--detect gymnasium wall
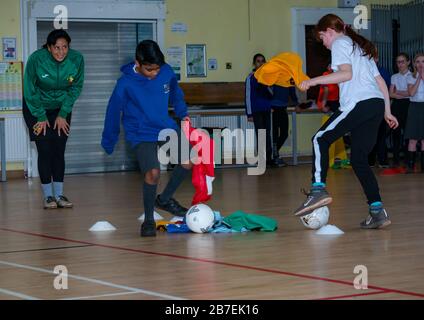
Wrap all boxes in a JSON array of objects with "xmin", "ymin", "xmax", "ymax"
[
  {"xmin": 165, "ymin": 0, "xmax": 337, "ymax": 83},
  {"xmin": 0, "ymin": 0, "xmax": 23, "ymax": 171},
  {"xmin": 165, "ymin": 0, "xmax": 412, "ymax": 83},
  {"xmin": 0, "ymin": 0, "xmax": 22, "ymax": 62},
  {"xmin": 0, "ymin": 0, "xmax": 413, "ymax": 172}
]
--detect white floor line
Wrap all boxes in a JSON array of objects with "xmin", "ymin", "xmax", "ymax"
[
  {"xmin": 61, "ymin": 291, "xmax": 141, "ymax": 300},
  {"xmin": 0, "ymin": 288, "xmax": 40, "ymax": 300},
  {"xmin": 0, "ymin": 260, "xmax": 185, "ymax": 300}
]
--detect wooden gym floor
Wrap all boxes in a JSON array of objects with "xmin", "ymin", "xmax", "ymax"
[{"xmin": 0, "ymin": 165, "xmax": 423, "ymax": 300}]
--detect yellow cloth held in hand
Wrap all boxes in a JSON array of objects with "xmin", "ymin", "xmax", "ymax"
[
  {"xmin": 254, "ymin": 52, "xmax": 310, "ymax": 89},
  {"xmin": 321, "ymin": 115, "xmax": 348, "ymax": 167}
]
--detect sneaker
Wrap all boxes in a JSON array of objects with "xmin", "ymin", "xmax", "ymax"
[
  {"xmin": 56, "ymin": 195, "xmax": 73, "ymax": 208},
  {"xmin": 360, "ymin": 205, "xmax": 391, "ymax": 229},
  {"xmin": 155, "ymin": 195, "xmax": 188, "ymax": 217},
  {"xmin": 140, "ymin": 220, "xmax": 156, "ymax": 237},
  {"xmin": 275, "ymin": 157, "xmax": 288, "ymax": 167},
  {"xmin": 378, "ymin": 162, "xmax": 390, "ymax": 169},
  {"xmin": 293, "ymin": 186, "xmax": 333, "ymax": 217},
  {"xmin": 44, "ymin": 196, "xmax": 57, "ymax": 209},
  {"xmin": 267, "ymin": 158, "xmax": 286, "ymax": 168}
]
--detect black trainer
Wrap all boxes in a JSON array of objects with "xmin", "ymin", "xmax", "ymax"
[
  {"xmin": 140, "ymin": 221, "xmax": 156, "ymax": 237},
  {"xmin": 360, "ymin": 205, "xmax": 391, "ymax": 229},
  {"xmin": 293, "ymin": 186, "xmax": 332, "ymax": 217},
  {"xmin": 276, "ymin": 157, "xmax": 288, "ymax": 167},
  {"xmin": 155, "ymin": 195, "xmax": 188, "ymax": 217},
  {"xmin": 43, "ymin": 196, "xmax": 57, "ymax": 209},
  {"xmin": 378, "ymin": 161, "xmax": 390, "ymax": 169}
]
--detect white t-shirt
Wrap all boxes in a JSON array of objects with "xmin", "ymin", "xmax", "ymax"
[
  {"xmin": 331, "ymin": 36, "xmax": 383, "ymax": 112},
  {"xmin": 391, "ymin": 71, "xmax": 411, "ymax": 99},
  {"xmin": 406, "ymin": 73, "xmax": 424, "ymax": 102}
]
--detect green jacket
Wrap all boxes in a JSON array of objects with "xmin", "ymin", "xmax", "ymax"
[
  {"xmin": 24, "ymin": 48, "xmax": 84, "ymax": 122},
  {"xmin": 223, "ymin": 210, "xmax": 278, "ymax": 232}
]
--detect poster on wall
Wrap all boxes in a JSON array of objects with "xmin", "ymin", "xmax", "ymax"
[
  {"xmin": 171, "ymin": 22, "xmax": 188, "ymax": 34},
  {"xmin": 186, "ymin": 44, "xmax": 206, "ymax": 78},
  {"xmin": 166, "ymin": 46, "xmax": 183, "ymax": 81},
  {"xmin": 2, "ymin": 37, "xmax": 17, "ymax": 61},
  {"xmin": 0, "ymin": 62, "xmax": 23, "ymax": 111}
]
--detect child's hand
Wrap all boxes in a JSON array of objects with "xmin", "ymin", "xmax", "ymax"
[
  {"xmin": 385, "ymin": 113, "xmax": 399, "ymax": 129},
  {"xmin": 182, "ymin": 116, "xmax": 191, "ymax": 122},
  {"xmin": 299, "ymin": 79, "xmax": 316, "ymax": 91}
]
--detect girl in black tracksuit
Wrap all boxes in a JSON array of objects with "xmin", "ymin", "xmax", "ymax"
[{"xmin": 293, "ymin": 14, "xmax": 398, "ymax": 230}]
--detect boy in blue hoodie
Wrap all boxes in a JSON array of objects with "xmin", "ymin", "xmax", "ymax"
[
  {"xmin": 102, "ymin": 40, "xmax": 192, "ymax": 237},
  {"xmin": 245, "ymin": 54, "xmax": 273, "ymax": 166}
]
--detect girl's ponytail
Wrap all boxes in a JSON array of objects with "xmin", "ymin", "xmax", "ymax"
[{"xmin": 316, "ymin": 14, "xmax": 376, "ymax": 59}]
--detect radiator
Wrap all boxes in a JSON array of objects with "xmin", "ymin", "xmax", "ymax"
[
  {"xmin": 2, "ymin": 113, "xmax": 28, "ymax": 162},
  {"xmin": 192, "ymin": 114, "xmax": 256, "ymax": 160}
]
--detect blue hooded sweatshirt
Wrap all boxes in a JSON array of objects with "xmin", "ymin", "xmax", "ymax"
[
  {"xmin": 101, "ymin": 62, "xmax": 188, "ymax": 154},
  {"xmin": 245, "ymin": 72, "xmax": 272, "ymax": 117}
]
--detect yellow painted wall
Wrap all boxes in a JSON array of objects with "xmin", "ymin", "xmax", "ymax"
[
  {"xmin": 0, "ymin": 0, "xmax": 21, "ymax": 62},
  {"xmin": 165, "ymin": 0, "xmax": 412, "ymax": 83},
  {"xmin": 165, "ymin": 0, "xmax": 339, "ymax": 83},
  {"xmin": 165, "ymin": 0, "xmax": 411, "ymax": 154},
  {"xmin": 165, "ymin": 0, "xmax": 338, "ymax": 155}
]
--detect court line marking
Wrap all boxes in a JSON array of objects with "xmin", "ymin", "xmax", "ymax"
[
  {"xmin": 60, "ymin": 291, "xmax": 141, "ymax": 300},
  {"xmin": 0, "ymin": 288, "xmax": 41, "ymax": 300},
  {"xmin": 1, "ymin": 227, "xmax": 423, "ymax": 299},
  {"xmin": 0, "ymin": 260, "xmax": 185, "ymax": 300},
  {"xmin": 0, "ymin": 244, "xmax": 93, "ymax": 254},
  {"xmin": 315, "ymin": 290, "xmax": 389, "ymax": 300}
]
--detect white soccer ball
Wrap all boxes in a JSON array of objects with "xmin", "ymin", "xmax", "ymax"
[
  {"xmin": 300, "ymin": 206, "xmax": 330, "ymax": 230},
  {"xmin": 185, "ymin": 204, "xmax": 215, "ymax": 233}
]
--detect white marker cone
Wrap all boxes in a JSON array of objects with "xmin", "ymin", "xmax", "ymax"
[
  {"xmin": 315, "ymin": 224, "xmax": 344, "ymax": 235},
  {"xmin": 89, "ymin": 221, "xmax": 117, "ymax": 232},
  {"xmin": 170, "ymin": 216, "xmax": 184, "ymax": 223},
  {"xmin": 138, "ymin": 211, "xmax": 164, "ymax": 222}
]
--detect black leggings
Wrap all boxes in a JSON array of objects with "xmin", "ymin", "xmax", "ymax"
[
  {"xmin": 272, "ymin": 108, "xmax": 289, "ymax": 153},
  {"xmin": 391, "ymin": 98, "xmax": 410, "ymax": 161},
  {"xmin": 35, "ymin": 138, "xmax": 67, "ymax": 184},
  {"xmin": 368, "ymin": 120, "xmax": 388, "ymax": 165},
  {"xmin": 312, "ymin": 98, "xmax": 384, "ymax": 204},
  {"xmin": 253, "ymin": 111, "xmax": 272, "ymax": 162},
  {"xmin": 23, "ymin": 100, "xmax": 70, "ymax": 184}
]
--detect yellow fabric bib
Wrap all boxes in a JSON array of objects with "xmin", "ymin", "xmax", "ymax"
[{"xmin": 254, "ymin": 52, "xmax": 310, "ymax": 89}]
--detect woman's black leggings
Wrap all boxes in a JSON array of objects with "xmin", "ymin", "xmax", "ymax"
[
  {"xmin": 35, "ymin": 137, "xmax": 67, "ymax": 184},
  {"xmin": 23, "ymin": 100, "xmax": 70, "ymax": 185}
]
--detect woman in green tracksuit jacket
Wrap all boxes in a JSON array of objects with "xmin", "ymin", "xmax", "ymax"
[{"xmin": 23, "ymin": 29, "xmax": 84, "ymax": 209}]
